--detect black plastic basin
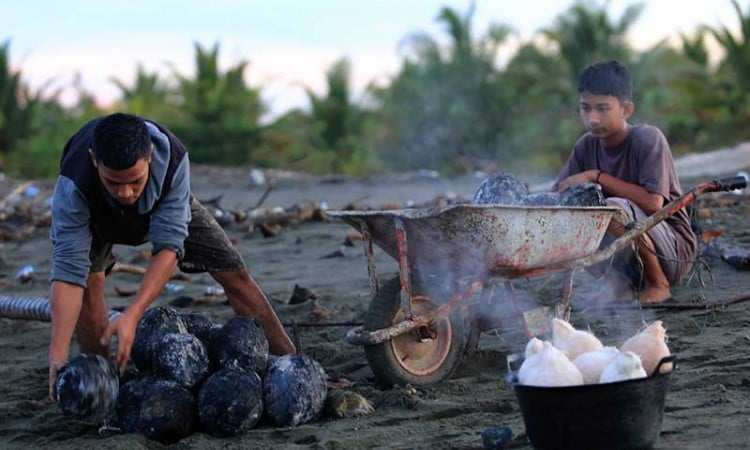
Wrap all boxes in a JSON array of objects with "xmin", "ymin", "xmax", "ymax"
[{"xmin": 507, "ymin": 355, "xmax": 675, "ymax": 450}]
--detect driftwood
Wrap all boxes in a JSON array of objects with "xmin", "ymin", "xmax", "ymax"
[
  {"xmin": 578, "ymin": 294, "xmax": 750, "ymax": 312},
  {"xmin": 641, "ymin": 294, "xmax": 750, "ymax": 310},
  {"xmin": 111, "ymin": 262, "xmax": 191, "ymax": 281}
]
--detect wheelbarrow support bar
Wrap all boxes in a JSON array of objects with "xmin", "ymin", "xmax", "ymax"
[{"xmin": 521, "ymin": 176, "xmax": 748, "ymax": 276}]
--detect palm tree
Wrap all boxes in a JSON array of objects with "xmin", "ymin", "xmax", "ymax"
[
  {"xmin": 708, "ymin": 0, "xmax": 750, "ymax": 90},
  {"xmin": 111, "ymin": 64, "xmax": 173, "ymax": 118},
  {"xmin": 0, "ymin": 40, "xmax": 35, "ymax": 158},
  {"xmin": 169, "ymin": 42, "xmax": 265, "ymax": 164},
  {"xmin": 542, "ymin": 1, "xmax": 644, "ymax": 86},
  {"xmin": 374, "ymin": 4, "xmax": 513, "ymax": 172}
]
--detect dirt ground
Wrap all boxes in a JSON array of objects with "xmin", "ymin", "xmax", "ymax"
[{"xmin": 0, "ymin": 160, "xmax": 749, "ymax": 449}]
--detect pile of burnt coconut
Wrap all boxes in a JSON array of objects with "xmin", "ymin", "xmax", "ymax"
[{"xmin": 56, "ymin": 306, "xmax": 327, "ymax": 444}]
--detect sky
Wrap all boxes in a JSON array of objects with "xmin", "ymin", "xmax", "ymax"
[{"xmin": 2, "ymin": 0, "xmax": 746, "ymax": 121}]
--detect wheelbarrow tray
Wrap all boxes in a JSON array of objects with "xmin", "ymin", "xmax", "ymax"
[{"xmin": 329, "ymin": 204, "xmax": 619, "ymax": 279}]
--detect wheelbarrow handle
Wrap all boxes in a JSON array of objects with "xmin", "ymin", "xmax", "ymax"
[{"xmin": 712, "ymin": 176, "xmax": 747, "ymax": 192}]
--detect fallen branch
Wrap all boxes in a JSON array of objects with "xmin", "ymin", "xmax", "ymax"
[
  {"xmin": 0, "ymin": 181, "xmax": 34, "ymax": 211},
  {"xmin": 640, "ymin": 294, "xmax": 750, "ymax": 310},
  {"xmin": 251, "ymin": 185, "xmax": 275, "ymax": 209},
  {"xmin": 282, "ymin": 320, "xmax": 362, "ymax": 328},
  {"xmin": 111, "ymin": 262, "xmax": 191, "ymax": 281},
  {"xmin": 577, "ymin": 294, "xmax": 750, "ymax": 312}
]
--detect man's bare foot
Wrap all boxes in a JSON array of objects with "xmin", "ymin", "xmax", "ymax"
[{"xmin": 639, "ymin": 286, "xmax": 671, "ymax": 304}]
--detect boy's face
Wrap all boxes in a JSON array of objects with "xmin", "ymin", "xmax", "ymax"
[
  {"xmin": 579, "ymin": 91, "xmax": 634, "ymax": 147},
  {"xmin": 89, "ymin": 149, "xmax": 152, "ymax": 206}
]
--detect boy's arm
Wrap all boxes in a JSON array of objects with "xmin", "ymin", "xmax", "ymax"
[
  {"xmin": 598, "ymin": 172, "xmax": 664, "ymax": 214},
  {"xmin": 605, "ymin": 125, "xmax": 674, "ymax": 214}
]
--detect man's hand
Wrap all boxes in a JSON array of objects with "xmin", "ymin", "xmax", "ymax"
[
  {"xmin": 556, "ymin": 169, "xmax": 600, "ymax": 192},
  {"xmin": 100, "ymin": 311, "xmax": 139, "ymax": 373},
  {"xmin": 48, "ymin": 359, "xmax": 68, "ymax": 402}
]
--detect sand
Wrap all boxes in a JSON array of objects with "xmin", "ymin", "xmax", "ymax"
[{"xmin": 0, "ymin": 162, "xmax": 749, "ymax": 450}]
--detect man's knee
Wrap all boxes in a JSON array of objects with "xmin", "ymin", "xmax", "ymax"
[{"xmin": 86, "ymin": 271, "xmax": 106, "ymax": 289}]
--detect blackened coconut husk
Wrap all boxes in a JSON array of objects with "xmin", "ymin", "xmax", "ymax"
[
  {"xmin": 153, "ymin": 332, "xmax": 210, "ymax": 389},
  {"xmin": 519, "ymin": 192, "xmax": 561, "ymax": 206},
  {"xmin": 198, "ymin": 367, "xmax": 264, "ymax": 436},
  {"xmin": 559, "ymin": 182, "xmax": 607, "ymax": 207},
  {"xmin": 263, "ymin": 354, "xmax": 328, "ymax": 427},
  {"xmin": 136, "ymin": 379, "xmax": 197, "ymax": 444},
  {"xmin": 55, "ymin": 353, "xmax": 119, "ymax": 423},
  {"xmin": 180, "ymin": 311, "xmax": 221, "ymax": 347},
  {"xmin": 131, "ymin": 306, "xmax": 188, "ymax": 371},
  {"xmin": 109, "ymin": 372, "xmax": 156, "ymax": 433},
  {"xmin": 209, "ymin": 316, "xmax": 269, "ymax": 375},
  {"xmin": 472, "ymin": 172, "xmax": 529, "ymax": 205}
]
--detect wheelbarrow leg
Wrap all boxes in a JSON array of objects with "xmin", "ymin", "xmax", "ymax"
[
  {"xmin": 465, "ymin": 283, "xmax": 498, "ymax": 351},
  {"xmin": 394, "ymin": 218, "xmax": 413, "ymax": 316},
  {"xmin": 559, "ymin": 270, "xmax": 575, "ymax": 321},
  {"xmin": 359, "ymin": 222, "xmax": 380, "ymax": 297}
]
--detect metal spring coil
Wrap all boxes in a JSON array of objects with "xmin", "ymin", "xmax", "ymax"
[{"xmin": 0, "ymin": 296, "xmax": 122, "ymax": 322}]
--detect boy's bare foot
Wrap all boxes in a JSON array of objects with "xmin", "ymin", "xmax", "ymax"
[{"xmin": 639, "ymin": 285, "xmax": 671, "ymax": 304}]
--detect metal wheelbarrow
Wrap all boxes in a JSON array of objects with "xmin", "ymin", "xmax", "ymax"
[{"xmin": 327, "ymin": 176, "xmax": 746, "ymax": 386}]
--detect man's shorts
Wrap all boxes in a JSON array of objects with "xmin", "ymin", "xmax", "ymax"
[
  {"xmin": 602, "ymin": 197, "xmax": 681, "ymax": 286},
  {"xmin": 89, "ymin": 196, "xmax": 246, "ymax": 274}
]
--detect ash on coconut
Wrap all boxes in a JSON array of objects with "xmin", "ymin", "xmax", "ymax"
[
  {"xmin": 472, "ymin": 172, "xmax": 529, "ymax": 205},
  {"xmin": 109, "ymin": 372, "xmax": 155, "ymax": 433},
  {"xmin": 209, "ymin": 316, "xmax": 268, "ymax": 375},
  {"xmin": 55, "ymin": 353, "xmax": 119, "ymax": 423},
  {"xmin": 136, "ymin": 379, "xmax": 196, "ymax": 444},
  {"xmin": 519, "ymin": 192, "xmax": 561, "ymax": 206},
  {"xmin": 198, "ymin": 367, "xmax": 264, "ymax": 436},
  {"xmin": 152, "ymin": 332, "xmax": 210, "ymax": 389},
  {"xmin": 180, "ymin": 311, "xmax": 221, "ymax": 347},
  {"xmin": 263, "ymin": 354, "xmax": 327, "ymax": 427},
  {"xmin": 131, "ymin": 306, "xmax": 188, "ymax": 371},
  {"xmin": 559, "ymin": 182, "xmax": 606, "ymax": 207}
]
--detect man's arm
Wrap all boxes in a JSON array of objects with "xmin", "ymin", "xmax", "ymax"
[
  {"xmin": 48, "ymin": 280, "xmax": 84, "ymax": 400},
  {"xmin": 48, "ymin": 177, "xmax": 93, "ymax": 400},
  {"xmin": 101, "ymin": 248, "xmax": 178, "ymax": 372}
]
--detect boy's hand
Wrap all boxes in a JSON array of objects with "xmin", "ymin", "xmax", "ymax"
[
  {"xmin": 48, "ymin": 359, "xmax": 68, "ymax": 402},
  {"xmin": 557, "ymin": 170, "xmax": 600, "ymax": 192},
  {"xmin": 100, "ymin": 311, "xmax": 139, "ymax": 373}
]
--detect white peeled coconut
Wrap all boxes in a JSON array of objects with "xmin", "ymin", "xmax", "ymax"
[
  {"xmin": 551, "ymin": 318, "xmax": 604, "ymax": 361},
  {"xmin": 572, "ymin": 346, "xmax": 620, "ymax": 384},
  {"xmin": 620, "ymin": 321, "xmax": 672, "ymax": 375},
  {"xmin": 599, "ymin": 351, "xmax": 647, "ymax": 383},
  {"xmin": 524, "ymin": 337, "xmax": 544, "ymax": 358},
  {"xmin": 518, "ymin": 341, "xmax": 584, "ymax": 387}
]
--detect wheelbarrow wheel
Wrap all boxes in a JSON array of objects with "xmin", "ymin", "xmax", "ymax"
[{"xmin": 364, "ymin": 276, "xmax": 468, "ymax": 387}]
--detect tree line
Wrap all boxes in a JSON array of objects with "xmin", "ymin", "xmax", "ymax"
[{"xmin": 2, "ymin": 1, "xmax": 750, "ymax": 179}]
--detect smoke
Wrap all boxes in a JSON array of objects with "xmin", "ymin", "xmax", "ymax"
[{"xmin": 445, "ymin": 263, "xmax": 662, "ymax": 356}]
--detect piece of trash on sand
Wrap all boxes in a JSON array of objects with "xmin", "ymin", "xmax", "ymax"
[
  {"xmin": 165, "ymin": 282, "xmax": 184, "ymax": 293},
  {"xmin": 205, "ymin": 286, "xmax": 225, "ymax": 296},
  {"xmin": 481, "ymin": 426, "xmax": 513, "ymax": 449},
  {"xmin": 289, "ymin": 284, "xmax": 317, "ymax": 305},
  {"xmin": 325, "ymin": 389, "xmax": 374, "ymax": 418},
  {"xmin": 322, "ymin": 247, "xmax": 345, "ymax": 259},
  {"xmin": 16, "ymin": 264, "xmax": 35, "ymax": 282}
]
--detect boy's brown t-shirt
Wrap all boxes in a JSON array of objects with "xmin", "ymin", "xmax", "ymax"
[{"xmin": 554, "ymin": 123, "xmax": 698, "ymax": 276}]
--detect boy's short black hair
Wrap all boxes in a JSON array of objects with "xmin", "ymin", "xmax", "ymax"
[
  {"xmin": 91, "ymin": 113, "xmax": 151, "ymax": 170},
  {"xmin": 578, "ymin": 59, "xmax": 633, "ymax": 102}
]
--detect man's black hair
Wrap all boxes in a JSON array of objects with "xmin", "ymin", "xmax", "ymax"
[
  {"xmin": 578, "ymin": 59, "xmax": 633, "ymax": 102},
  {"xmin": 91, "ymin": 113, "xmax": 151, "ymax": 169}
]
